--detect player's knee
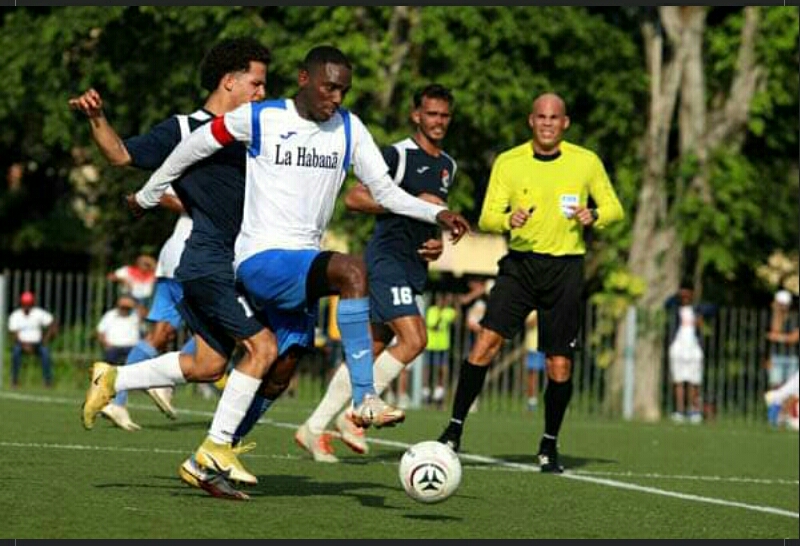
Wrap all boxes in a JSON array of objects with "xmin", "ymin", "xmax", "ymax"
[
  {"xmin": 404, "ymin": 330, "xmax": 427, "ymax": 358},
  {"xmin": 470, "ymin": 330, "xmax": 503, "ymax": 364},
  {"xmin": 546, "ymin": 356, "xmax": 572, "ymax": 382},
  {"xmin": 331, "ymin": 255, "xmax": 368, "ymax": 296}
]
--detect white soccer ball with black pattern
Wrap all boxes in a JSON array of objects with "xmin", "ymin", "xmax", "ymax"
[{"xmin": 398, "ymin": 440, "xmax": 462, "ymax": 503}]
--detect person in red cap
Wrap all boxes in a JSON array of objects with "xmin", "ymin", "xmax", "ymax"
[{"xmin": 8, "ymin": 291, "xmax": 58, "ymax": 387}]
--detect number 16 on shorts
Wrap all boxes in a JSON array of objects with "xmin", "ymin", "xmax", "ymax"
[{"xmin": 391, "ymin": 286, "xmax": 414, "ymax": 305}]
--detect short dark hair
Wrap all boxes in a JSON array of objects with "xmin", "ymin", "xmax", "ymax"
[
  {"xmin": 302, "ymin": 45, "xmax": 352, "ymax": 74},
  {"xmin": 199, "ymin": 38, "xmax": 271, "ymax": 93},
  {"xmin": 413, "ymin": 83, "xmax": 454, "ymax": 109}
]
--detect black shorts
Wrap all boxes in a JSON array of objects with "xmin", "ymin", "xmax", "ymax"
[
  {"xmin": 177, "ymin": 271, "xmax": 265, "ymax": 358},
  {"xmin": 482, "ymin": 251, "xmax": 583, "ymax": 356}
]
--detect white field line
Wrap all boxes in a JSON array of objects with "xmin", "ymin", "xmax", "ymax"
[{"xmin": 2, "ymin": 391, "xmax": 798, "ymax": 519}]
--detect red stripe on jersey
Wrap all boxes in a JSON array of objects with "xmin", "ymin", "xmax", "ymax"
[{"xmin": 210, "ymin": 116, "xmax": 235, "ymax": 146}]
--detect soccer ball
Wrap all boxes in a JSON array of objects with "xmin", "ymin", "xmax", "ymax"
[{"xmin": 398, "ymin": 440, "xmax": 462, "ymax": 504}]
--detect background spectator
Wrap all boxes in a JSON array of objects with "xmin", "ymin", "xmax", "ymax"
[
  {"xmin": 8, "ymin": 291, "xmax": 58, "ymax": 387},
  {"xmin": 766, "ymin": 289, "xmax": 799, "ymax": 389},
  {"xmin": 665, "ymin": 281, "xmax": 714, "ymax": 424},
  {"xmin": 107, "ymin": 254, "xmax": 157, "ymax": 317},
  {"xmin": 96, "ymin": 295, "xmax": 141, "ymax": 365},
  {"xmin": 423, "ymin": 292, "xmax": 458, "ymax": 408},
  {"xmin": 524, "ymin": 309, "xmax": 545, "ymax": 411}
]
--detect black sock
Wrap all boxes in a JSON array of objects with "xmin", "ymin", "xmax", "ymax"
[
  {"xmin": 450, "ymin": 359, "xmax": 489, "ymax": 425},
  {"xmin": 543, "ymin": 377, "xmax": 573, "ymax": 440}
]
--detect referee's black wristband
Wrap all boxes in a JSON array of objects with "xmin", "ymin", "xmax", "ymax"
[{"xmin": 590, "ymin": 208, "xmax": 599, "ymax": 222}]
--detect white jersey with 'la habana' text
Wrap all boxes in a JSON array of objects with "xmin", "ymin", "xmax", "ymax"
[
  {"xmin": 222, "ymin": 98, "xmax": 444, "ymax": 269},
  {"xmin": 134, "ymin": 98, "xmax": 445, "ymax": 270}
]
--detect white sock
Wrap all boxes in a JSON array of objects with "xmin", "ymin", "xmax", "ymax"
[
  {"xmin": 115, "ymin": 352, "xmax": 186, "ymax": 391},
  {"xmin": 773, "ymin": 371, "xmax": 800, "ymax": 404},
  {"xmin": 208, "ymin": 368, "xmax": 261, "ymax": 445},
  {"xmin": 373, "ymin": 350, "xmax": 405, "ymax": 395},
  {"xmin": 306, "ymin": 362, "xmax": 351, "ymax": 434}
]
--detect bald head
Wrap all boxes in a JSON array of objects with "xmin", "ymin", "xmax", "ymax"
[
  {"xmin": 532, "ymin": 93, "xmax": 566, "ymax": 116},
  {"xmin": 528, "ymin": 92, "xmax": 570, "ymax": 155}
]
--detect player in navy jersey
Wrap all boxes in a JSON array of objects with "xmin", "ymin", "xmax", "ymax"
[
  {"xmin": 70, "ymin": 96, "xmax": 196, "ymax": 430},
  {"xmin": 299, "ymin": 84, "xmax": 458, "ymax": 461},
  {"xmin": 133, "ymin": 46, "xmax": 471, "ymax": 465},
  {"xmin": 79, "ymin": 39, "xmax": 302, "ymax": 497}
]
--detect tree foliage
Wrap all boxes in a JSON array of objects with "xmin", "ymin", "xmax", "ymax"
[{"xmin": 0, "ymin": 7, "xmax": 795, "ymax": 309}]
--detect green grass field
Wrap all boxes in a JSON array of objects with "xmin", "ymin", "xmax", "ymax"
[{"xmin": 1, "ymin": 385, "xmax": 797, "ymax": 539}]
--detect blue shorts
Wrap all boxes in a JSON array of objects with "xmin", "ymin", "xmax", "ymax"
[
  {"xmin": 427, "ymin": 350, "xmax": 449, "ymax": 367},
  {"xmin": 178, "ymin": 272, "xmax": 266, "ymax": 358},
  {"xmin": 526, "ymin": 350, "xmax": 546, "ymax": 371},
  {"xmin": 237, "ymin": 249, "xmax": 319, "ymax": 313},
  {"xmin": 258, "ymin": 305, "xmax": 318, "ymax": 353},
  {"xmin": 146, "ymin": 278, "xmax": 184, "ymax": 329},
  {"xmin": 368, "ymin": 265, "xmax": 422, "ymax": 324}
]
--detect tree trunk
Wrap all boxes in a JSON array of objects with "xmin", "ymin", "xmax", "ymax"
[{"xmin": 607, "ymin": 7, "xmax": 762, "ymax": 420}]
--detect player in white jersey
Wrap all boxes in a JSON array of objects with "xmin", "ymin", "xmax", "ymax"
[{"xmin": 135, "ymin": 46, "xmax": 471, "ymax": 458}]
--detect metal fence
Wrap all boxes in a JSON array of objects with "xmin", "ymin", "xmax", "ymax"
[{"xmin": 1, "ymin": 269, "xmax": 793, "ymax": 424}]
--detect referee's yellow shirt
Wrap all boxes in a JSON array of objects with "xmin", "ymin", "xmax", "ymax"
[{"xmin": 478, "ymin": 140, "xmax": 624, "ymax": 256}]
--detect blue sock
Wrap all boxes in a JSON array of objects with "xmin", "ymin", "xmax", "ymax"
[
  {"xmin": 767, "ymin": 404, "xmax": 782, "ymax": 426},
  {"xmin": 337, "ymin": 297, "xmax": 374, "ymax": 406},
  {"xmin": 180, "ymin": 337, "xmax": 197, "ymax": 356},
  {"xmin": 233, "ymin": 394, "xmax": 275, "ymax": 446},
  {"xmin": 114, "ymin": 340, "xmax": 158, "ymax": 406}
]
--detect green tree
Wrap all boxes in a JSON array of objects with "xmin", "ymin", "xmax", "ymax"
[{"xmin": 606, "ymin": 7, "xmax": 799, "ymax": 420}]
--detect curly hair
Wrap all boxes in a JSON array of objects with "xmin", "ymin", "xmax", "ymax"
[{"xmin": 199, "ymin": 38, "xmax": 271, "ymax": 93}]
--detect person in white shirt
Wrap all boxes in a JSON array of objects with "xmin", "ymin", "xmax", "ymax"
[
  {"xmin": 8, "ymin": 291, "xmax": 58, "ymax": 387},
  {"xmin": 132, "ymin": 45, "xmax": 470, "ymax": 471},
  {"xmin": 666, "ymin": 282, "xmax": 706, "ymax": 424},
  {"xmin": 97, "ymin": 296, "xmax": 142, "ymax": 365}
]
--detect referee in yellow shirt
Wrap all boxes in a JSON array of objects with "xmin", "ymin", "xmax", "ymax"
[{"xmin": 437, "ymin": 93, "xmax": 624, "ymax": 472}]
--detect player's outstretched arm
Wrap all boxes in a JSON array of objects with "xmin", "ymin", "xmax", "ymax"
[
  {"xmin": 134, "ymin": 120, "xmax": 227, "ymax": 210},
  {"xmin": 68, "ymin": 88, "xmax": 132, "ymax": 167}
]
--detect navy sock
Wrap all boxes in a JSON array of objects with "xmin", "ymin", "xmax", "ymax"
[{"xmin": 233, "ymin": 394, "xmax": 275, "ymax": 445}]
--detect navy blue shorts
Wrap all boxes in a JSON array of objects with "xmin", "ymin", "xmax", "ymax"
[
  {"xmin": 177, "ymin": 272, "xmax": 265, "ymax": 358},
  {"xmin": 368, "ymin": 263, "xmax": 423, "ymax": 324}
]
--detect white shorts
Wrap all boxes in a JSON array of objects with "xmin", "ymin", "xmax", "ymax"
[{"xmin": 669, "ymin": 339, "xmax": 703, "ymax": 385}]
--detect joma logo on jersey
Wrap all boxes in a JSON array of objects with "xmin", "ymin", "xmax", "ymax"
[{"xmin": 274, "ymin": 144, "xmax": 339, "ymax": 169}]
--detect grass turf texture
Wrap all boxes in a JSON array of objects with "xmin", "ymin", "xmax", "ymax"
[{"xmin": 0, "ymin": 385, "xmax": 797, "ymax": 539}]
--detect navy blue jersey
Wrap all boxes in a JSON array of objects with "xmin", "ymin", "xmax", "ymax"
[
  {"xmin": 125, "ymin": 109, "xmax": 247, "ymax": 281},
  {"xmin": 365, "ymin": 138, "xmax": 457, "ymax": 292}
]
